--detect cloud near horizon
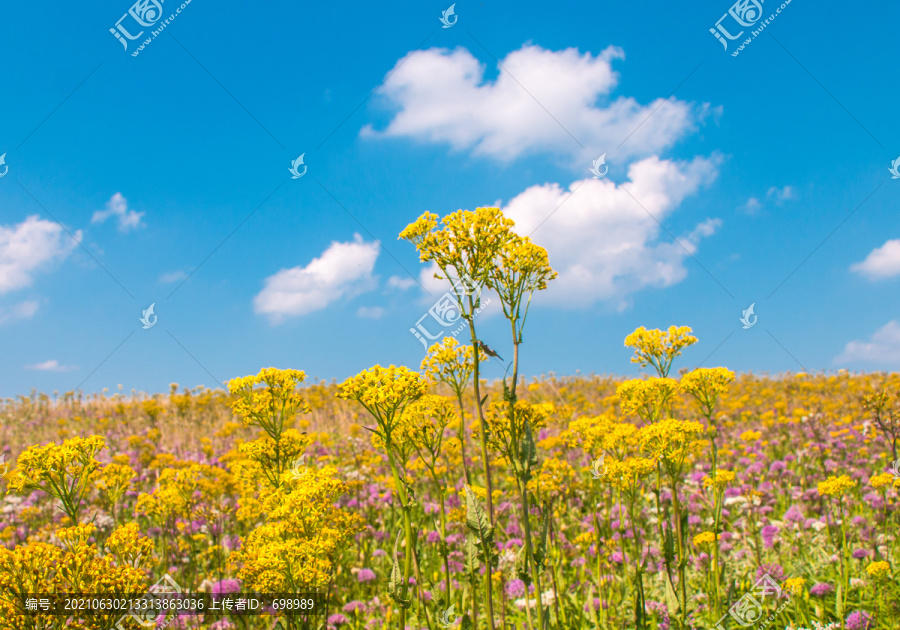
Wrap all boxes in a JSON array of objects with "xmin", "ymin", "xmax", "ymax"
[{"xmin": 835, "ymin": 320, "xmax": 900, "ymax": 365}]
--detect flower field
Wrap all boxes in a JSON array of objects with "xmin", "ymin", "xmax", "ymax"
[{"xmin": 0, "ymin": 209, "xmax": 898, "ymax": 630}]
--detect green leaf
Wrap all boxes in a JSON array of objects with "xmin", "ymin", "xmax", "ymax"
[
  {"xmin": 664, "ymin": 573, "xmax": 681, "ymax": 618},
  {"xmin": 464, "ymin": 533, "xmax": 480, "ymax": 574},
  {"xmin": 464, "ymin": 485, "xmax": 494, "ymax": 547},
  {"xmin": 836, "ymin": 583, "xmax": 843, "ymax": 617},
  {"xmin": 520, "ymin": 421, "xmax": 539, "ymax": 474},
  {"xmin": 461, "ymin": 614, "xmax": 474, "ymax": 630},
  {"xmin": 388, "ymin": 530, "xmax": 412, "ymax": 608},
  {"xmin": 515, "ymin": 544, "xmax": 531, "ymax": 585},
  {"xmin": 388, "ymin": 530, "xmax": 401, "ymax": 600},
  {"xmin": 479, "ymin": 395, "xmax": 488, "ymax": 407},
  {"xmin": 663, "ymin": 524, "xmax": 675, "ymax": 566}
]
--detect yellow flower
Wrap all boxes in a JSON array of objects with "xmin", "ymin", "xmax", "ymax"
[
  {"xmin": 739, "ymin": 430, "xmax": 762, "ymax": 442},
  {"xmin": 783, "ymin": 577, "xmax": 806, "ymax": 595},
  {"xmin": 421, "ymin": 337, "xmax": 481, "ymax": 397},
  {"xmin": 693, "ymin": 531, "xmax": 717, "ymax": 547},
  {"xmin": 680, "ymin": 367, "xmax": 735, "ymax": 417},
  {"xmin": 637, "ymin": 418, "xmax": 705, "ymax": 472},
  {"xmin": 338, "ymin": 364, "xmax": 428, "ymax": 443},
  {"xmin": 624, "ymin": 326, "xmax": 698, "ymax": 377},
  {"xmin": 817, "ymin": 474, "xmax": 856, "ymax": 498},
  {"xmin": 870, "ymin": 472, "xmax": 895, "ymax": 489},
  {"xmin": 866, "ymin": 561, "xmax": 890, "ymax": 578},
  {"xmin": 228, "ymin": 368, "xmax": 310, "ymax": 441},
  {"xmin": 6, "ymin": 435, "xmax": 105, "ymax": 523},
  {"xmin": 703, "ymin": 469, "xmax": 736, "ymax": 490},
  {"xmin": 617, "ymin": 378, "xmax": 680, "ymax": 423}
]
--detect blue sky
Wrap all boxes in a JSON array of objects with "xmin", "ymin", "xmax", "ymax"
[{"xmin": 1, "ymin": 0, "xmax": 899, "ymax": 397}]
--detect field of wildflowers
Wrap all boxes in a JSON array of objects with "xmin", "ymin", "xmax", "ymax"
[{"xmin": 0, "ymin": 208, "xmax": 898, "ymax": 630}]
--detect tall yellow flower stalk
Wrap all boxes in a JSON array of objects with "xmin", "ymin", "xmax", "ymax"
[
  {"xmin": 681, "ymin": 366, "xmax": 734, "ymax": 620},
  {"xmin": 401, "ymin": 207, "xmax": 520, "ymax": 630},
  {"xmin": 228, "ymin": 368, "xmax": 311, "ymax": 486},
  {"xmin": 403, "ymin": 395, "xmax": 458, "ymax": 605},
  {"xmin": 421, "ymin": 337, "xmax": 485, "ymax": 485},
  {"xmin": 400, "ymin": 207, "xmax": 519, "ymax": 523},
  {"xmin": 338, "ymin": 365, "xmax": 427, "ymax": 629}
]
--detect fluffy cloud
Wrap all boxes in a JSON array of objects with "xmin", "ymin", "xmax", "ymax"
[
  {"xmin": 92, "ymin": 193, "xmax": 144, "ymax": 232},
  {"xmin": 26, "ymin": 359, "xmax": 78, "ymax": 372},
  {"xmin": 502, "ymin": 155, "xmax": 720, "ymax": 306},
  {"xmin": 0, "ymin": 299, "xmax": 39, "ymax": 324},
  {"xmin": 835, "ymin": 321, "xmax": 900, "ymax": 364},
  {"xmin": 850, "ymin": 239, "xmax": 900, "ymax": 280},
  {"xmin": 363, "ymin": 45, "xmax": 707, "ymax": 164},
  {"xmin": 254, "ymin": 234, "xmax": 379, "ymax": 322},
  {"xmin": 0, "ymin": 216, "xmax": 80, "ymax": 294}
]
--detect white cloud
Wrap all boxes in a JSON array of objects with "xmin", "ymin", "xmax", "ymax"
[
  {"xmin": 387, "ymin": 275, "xmax": 417, "ymax": 290},
  {"xmin": 26, "ymin": 359, "xmax": 78, "ymax": 372},
  {"xmin": 159, "ymin": 270, "xmax": 188, "ymax": 284},
  {"xmin": 0, "ymin": 299, "xmax": 40, "ymax": 324},
  {"xmin": 254, "ymin": 234, "xmax": 380, "ymax": 322},
  {"xmin": 739, "ymin": 186, "xmax": 795, "ymax": 215},
  {"xmin": 0, "ymin": 216, "xmax": 79, "ymax": 294},
  {"xmin": 363, "ymin": 44, "xmax": 708, "ymax": 164},
  {"xmin": 357, "ymin": 306, "xmax": 386, "ymax": 319},
  {"xmin": 850, "ymin": 239, "xmax": 900, "ymax": 280},
  {"xmin": 502, "ymin": 155, "xmax": 720, "ymax": 306},
  {"xmin": 92, "ymin": 193, "xmax": 144, "ymax": 232},
  {"xmin": 767, "ymin": 185, "xmax": 795, "ymax": 203},
  {"xmin": 740, "ymin": 197, "xmax": 763, "ymax": 215},
  {"xmin": 835, "ymin": 321, "xmax": 900, "ymax": 364}
]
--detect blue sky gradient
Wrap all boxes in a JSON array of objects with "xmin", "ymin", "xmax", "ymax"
[{"xmin": 1, "ymin": 0, "xmax": 898, "ymax": 396}]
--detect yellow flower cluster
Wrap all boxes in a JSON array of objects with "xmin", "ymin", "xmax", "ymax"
[
  {"xmin": 783, "ymin": 577, "xmax": 806, "ymax": 595},
  {"xmin": 601, "ymin": 456, "xmax": 655, "ymax": 493},
  {"xmin": 680, "ymin": 367, "xmax": 735, "ymax": 417},
  {"xmin": 624, "ymin": 326, "xmax": 698, "ymax": 377},
  {"xmin": 703, "ymin": 469, "xmax": 736, "ymax": 490},
  {"xmin": 6, "ymin": 435, "xmax": 105, "ymax": 523},
  {"xmin": 817, "ymin": 474, "xmax": 856, "ymax": 498},
  {"xmin": 739, "ymin": 430, "xmax": 762, "ymax": 442},
  {"xmin": 693, "ymin": 531, "xmax": 717, "ymax": 546},
  {"xmin": 338, "ymin": 365, "xmax": 427, "ymax": 437},
  {"xmin": 617, "ymin": 378, "xmax": 679, "ymax": 423},
  {"xmin": 228, "ymin": 368, "xmax": 310, "ymax": 438},
  {"xmin": 869, "ymin": 472, "xmax": 895, "ymax": 489},
  {"xmin": 637, "ymin": 418, "xmax": 705, "ymax": 467},
  {"xmin": 421, "ymin": 337, "xmax": 478, "ymax": 395},
  {"xmin": 865, "ymin": 561, "xmax": 891, "ymax": 578}
]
